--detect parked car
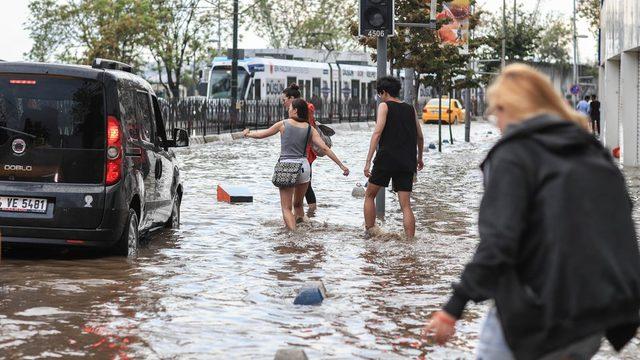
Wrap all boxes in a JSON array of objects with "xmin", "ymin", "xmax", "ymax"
[
  {"xmin": 422, "ymin": 97, "xmax": 466, "ymax": 124},
  {"xmin": 0, "ymin": 59, "xmax": 189, "ymax": 256}
]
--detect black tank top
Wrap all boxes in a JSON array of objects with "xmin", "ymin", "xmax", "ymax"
[{"xmin": 373, "ymin": 101, "xmax": 417, "ymax": 172}]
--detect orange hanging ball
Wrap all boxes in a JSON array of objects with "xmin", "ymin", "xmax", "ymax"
[{"xmin": 613, "ymin": 146, "xmax": 621, "ymax": 159}]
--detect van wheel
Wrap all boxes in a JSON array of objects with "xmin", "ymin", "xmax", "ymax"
[
  {"xmin": 166, "ymin": 195, "xmax": 181, "ymax": 229},
  {"xmin": 113, "ymin": 209, "xmax": 139, "ymax": 257}
]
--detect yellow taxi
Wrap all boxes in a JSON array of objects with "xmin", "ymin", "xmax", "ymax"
[{"xmin": 422, "ymin": 97, "xmax": 466, "ymax": 124}]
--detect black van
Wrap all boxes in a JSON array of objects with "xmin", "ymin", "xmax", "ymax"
[{"xmin": 0, "ymin": 59, "xmax": 188, "ymax": 256}]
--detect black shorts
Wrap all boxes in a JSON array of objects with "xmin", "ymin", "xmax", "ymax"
[{"xmin": 369, "ymin": 168, "xmax": 414, "ymax": 192}]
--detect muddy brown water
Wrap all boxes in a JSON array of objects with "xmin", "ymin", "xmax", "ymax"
[{"xmin": 1, "ymin": 123, "xmax": 638, "ymax": 359}]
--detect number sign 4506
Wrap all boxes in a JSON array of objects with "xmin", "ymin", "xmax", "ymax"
[{"xmin": 367, "ymin": 30, "xmax": 387, "ymax": 37}]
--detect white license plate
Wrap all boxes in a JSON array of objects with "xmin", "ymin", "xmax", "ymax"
[{"xmin": 0, "ymin": 196, "xmax": 48, "ymax": 213}]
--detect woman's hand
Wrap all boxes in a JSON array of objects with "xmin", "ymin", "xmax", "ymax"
[
  {"xmin": 364, "ymin": 163, "xmax": 371, "ymax": 178},
  {"xmin": 341, "ymin": 165, "xmax": 350, "ymax": 177},
  {"xmin": 242, "ymin": 128, "xmax": 250, "ymax": 138},
  {"xmin": 421, "ymin": 311, "xmax": 456, "ymax": 345},
  {"xmin": 417, "ymin": 159, "xmax": 424, "ymax": 172}
]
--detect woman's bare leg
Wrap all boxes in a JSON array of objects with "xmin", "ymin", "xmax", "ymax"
[
  {"xmin": 279, "ymin": 187, "xmax": 296, "ymax": 230},
  {"xmin": 293, "ymin": 182, "xmax": 309, "ymax": 221}
]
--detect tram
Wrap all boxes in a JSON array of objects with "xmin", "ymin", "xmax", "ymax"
[{"xmin": 206, "ymin": 57, "xmax": 403, "ymax": 103}]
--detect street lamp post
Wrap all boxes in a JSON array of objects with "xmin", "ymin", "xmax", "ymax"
[{"xmin": 501, "ymin": 0, "xmax": 506, "ymax": 69}]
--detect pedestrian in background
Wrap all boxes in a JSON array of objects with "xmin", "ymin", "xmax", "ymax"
[
  {"xmin": 243, "ymin": 99, "xmax": 349, "ymax": 230},
  {"xmin": 281, "ymin": 84, "xmax": 319, "ymax": 214},
  {"xmin": 590, "ymin": 94, "xmax": 601, "ymax": 136},
  {"xmin": 576, "ymin": 95, "xmax": 590, "ymax": 116},
  {"xmin": 363, "ymin": 76, "xmax": 424, "ymax": 238},
  {"xmin": 423, "ymin": 64, "xmax": 640, "ymax": 360}
]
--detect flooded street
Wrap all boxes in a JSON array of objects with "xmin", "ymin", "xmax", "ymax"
[{"xmin": 1, "ymin": 122, "xmax": 639, "ymax": 359}]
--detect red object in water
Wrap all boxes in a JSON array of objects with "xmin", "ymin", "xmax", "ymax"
[{"xmin": 613, "ymin": 146, "xmax": 621, "ymax": 159}]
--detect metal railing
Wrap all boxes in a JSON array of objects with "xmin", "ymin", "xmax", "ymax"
[{"xmin": 159, "ymin": 98, "xmax": 377, "ymax": 137}]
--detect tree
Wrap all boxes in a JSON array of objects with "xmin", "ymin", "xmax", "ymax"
[
  {"xmin": 26, "ymin": 0, "xmax": 225, "ymax": 98},
  {"xmin": 25, "ymin": 0, "xmax": 155, "ymax": 67},
  {"xmin": 477, "ymin": 5, "xmax": 572, "ymax": 82},
  {"xmin": 147, "ymin": 0, "xmax": 218, "ymax": 97},
  {"xmin": 538, "ymin": 17, "xmax": 572, "ymax": 64},
  {"xmin": 577, "ymin": 0, "xmax": 600, "ymax": 37},
  {"xmin": 249, "ymin": 0, "xmax": 358, "ymax": 51}
]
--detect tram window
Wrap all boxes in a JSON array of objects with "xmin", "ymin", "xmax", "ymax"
[
  {"xmin": 209, "ymin": 68, "xmax": 249, "ymax": 99},
  {"xmin": 368, "ymin": 82, "xmax": 374, "ymax": 101},
  {"xmin": 287, "ymin": 77, "xmax": 297, "ymax": 87},
  {"xmin": 247, "ymin": 82, "xmax": 254, "ymax": 100},
  {"xmin": 254, "ymin": 79, "xmax": 261, "ymax": 100},
  {"xmin": 351, "ymin": 80, "xmax": 360, "ymax": 99},
  {"xmin": 305, "ymin": 80, "xmax": 311, "ymax": 100},
  {"xmin": 298, "ymin": 79, "xmax": 304, "ymax": 95},
  {"xmin": 313, "ymin": 78, "xmax": 321, "ymax": 98},
  {"xmin": 361, "ymin": 83, "xmax": 366, "ymax": 102}
]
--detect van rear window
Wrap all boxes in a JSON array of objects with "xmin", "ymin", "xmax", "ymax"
[{"xmin": 0, "ymin": 75, "xmax": 105, "ymax": 150}]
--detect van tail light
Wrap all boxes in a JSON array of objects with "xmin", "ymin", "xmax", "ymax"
[{"xmin": 106, "ymin": 116, "xmax": 122, "ymax": 185}]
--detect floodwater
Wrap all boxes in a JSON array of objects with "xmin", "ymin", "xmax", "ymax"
[{"xmin": 1, "ymin": 122, "xmax": 639, "ymax": 359}]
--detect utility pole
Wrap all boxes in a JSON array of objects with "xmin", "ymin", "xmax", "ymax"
[
  {"xmin": 217, "ymin": 0, "xmax": 222, "ymax": 54},
  {"xmin": 230, "ymin": 0, "xmax": 239, "ymax": 129},
  {"xmin": 513, "ymin": 0, "xmax": 516, "ymax": 29},
  {"xmin": 403, "ymin": 29, "xmax": 414, "ymax": 106},
  {"xmin": 572, "ymin": 0, "xmax": 579, "ymax": 105},
  {"xmin": 501, "ymin": 0, "xmax": 506, "ymax": 69},
  {"xmin": 464, "ymin": 3, "xmax": 475, "ymax": 143},
  {"xmin": 375, "ymin": 36, "xmax": 387, "ymax": 218}
]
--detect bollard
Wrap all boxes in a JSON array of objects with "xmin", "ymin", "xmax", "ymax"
[
  {"xmin": 352, "ymin": 183, "xmax": 365, "ymax": 198},
  {"xmin": 293, "ymin": 281, "xmax": 327, "ymax": 305},
  {"xmin": 274, "ymin": 348, "xmax": 308, "ymax": 360},
  {"xmin": 428, "ymin": 143, "xmax": 436, "ymax": 150}
]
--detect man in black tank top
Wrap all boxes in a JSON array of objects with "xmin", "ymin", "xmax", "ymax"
[{"xmin": 363, "ymin": 76, "xmax": 425, "ymax": 238}]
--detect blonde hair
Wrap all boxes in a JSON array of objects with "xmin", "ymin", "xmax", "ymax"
[{"xmin": 486, "ymin": 64, "xmax": 589, "ymax": 130}]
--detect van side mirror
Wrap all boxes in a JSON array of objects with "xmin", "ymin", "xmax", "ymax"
[{"xmin": 166, "ymin": 128, "xmax": 189, "ymax": 147}]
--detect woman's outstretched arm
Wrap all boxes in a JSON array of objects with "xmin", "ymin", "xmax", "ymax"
[
  {"xmin": 311, "ymin": 128, "xmax": 349, "ymax": 176},
  {"xmin": 243, "ymin": 121, "xmax": 283, "ymax": 139}
]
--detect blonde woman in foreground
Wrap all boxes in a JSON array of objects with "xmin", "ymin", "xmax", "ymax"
[{"xmin": 423, "ymin": 64, "xmax": 640, "ymax": 359}]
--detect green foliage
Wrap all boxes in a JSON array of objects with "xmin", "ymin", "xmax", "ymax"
[
  {"xmin": 538, "ymin": 18, "xmax": 572, "ymax": 64},
  {"xmin": 147, "ymin": 0, "xmax": 219, "ymax": 97},
  {"xmin": 577, "ymin": 0, "xmax": 600, "ymax": 37},
  {"xmin": 477, "ymin": 5, "xmax": 572, "ymax": 83},
  {"xmin": 25, "ymin": 0, "xmax": 226, "ymax": 98},
  {"xmin": 26, "ymin": 0, "xmax": 155, "ymax": 67},
  {"xmin": 249, "ymin": 0, "xmax": 357, "ymax": 50}
]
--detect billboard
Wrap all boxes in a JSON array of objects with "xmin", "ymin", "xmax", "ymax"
[{"xmin": 437, "ymin": 0, "xmax": 471, "ymax": 53}]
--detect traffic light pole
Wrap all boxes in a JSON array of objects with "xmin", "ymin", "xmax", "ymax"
[
  {"xmin": 230, "ymin": 0, "xmax": 239, "ymax": 129},
  {"xmin": 376, "ymin": 36, "xmax": 387, "ymax": 218}
]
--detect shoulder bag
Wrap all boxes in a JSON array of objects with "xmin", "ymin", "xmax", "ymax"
[{"xmin": 272, "ymin": 125, "xmax": 311, "ymax": 188}]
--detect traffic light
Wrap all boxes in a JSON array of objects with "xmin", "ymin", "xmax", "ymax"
[{"xmin": 359, "ymin": 0, "xmax": 395, "ymax": 37}]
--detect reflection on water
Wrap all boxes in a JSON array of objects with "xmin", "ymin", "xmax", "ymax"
[{"xmin": 0, "ymin": 122, "xmax": 638, "ymax": 359}]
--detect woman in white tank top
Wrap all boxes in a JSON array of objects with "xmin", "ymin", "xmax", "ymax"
[{"xmin": 243, "ymin": 99, "xmax": 349, "ymax": 230}]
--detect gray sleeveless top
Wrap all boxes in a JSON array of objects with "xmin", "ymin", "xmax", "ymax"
[{"xmin": 280, "ymin": 120, "xmax": 310, "ymax": 160}]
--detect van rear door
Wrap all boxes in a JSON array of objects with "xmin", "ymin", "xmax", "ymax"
[{"xmin": 0, "ymin": 74, "xmax": 106, "ymax": 229}]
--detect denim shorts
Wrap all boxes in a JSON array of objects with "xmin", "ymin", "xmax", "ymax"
[{"xmin": 476, "ymin": 307, "xmax": 602, "ymax": 360}]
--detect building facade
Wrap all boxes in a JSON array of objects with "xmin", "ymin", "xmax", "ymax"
[{"xmin": 600, "ymin": 0, "xmax": 640, "ymax": 165}]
